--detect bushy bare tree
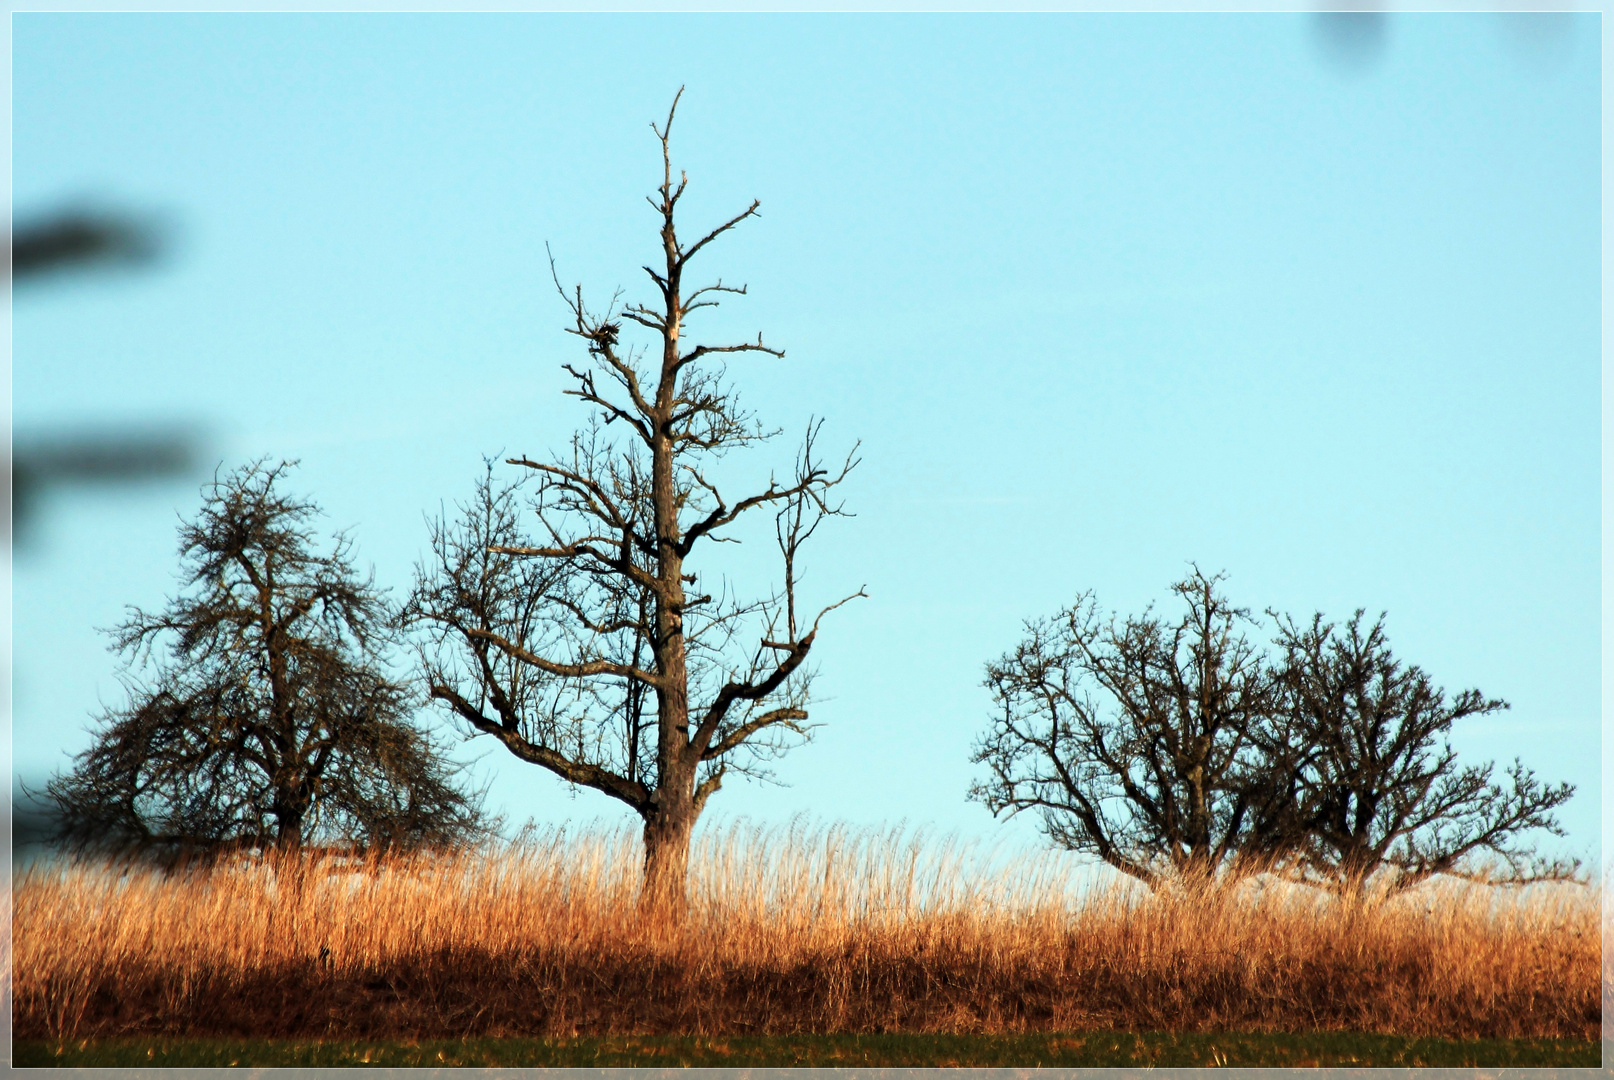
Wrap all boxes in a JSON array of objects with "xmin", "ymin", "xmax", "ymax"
[
  {"xmin": 43, "ymin": 459, "xmax": 488, "ymax": 857},
  {"xmin": 971, "ymin": 569, "xmax": 1291, "ymax": 889},
  {"xmin": 975, "ymin": 571, "xmax": 1578, "ymax": 896},
  {"xmin": 406, "ymin": 92, "xmax": 860, "ymax": 912},
  {"xmin": 1271, "ymin": 610, "xmax": 1577, "ymax": 897}
]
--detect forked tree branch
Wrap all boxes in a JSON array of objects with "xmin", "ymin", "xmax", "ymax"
[
  {"xmin": 428, "ymin": 680, "xmax": 651, "ymax": 811},
  {"xmin": 462, "ymin": 625, "xmax": 660, "ymax": 688}
]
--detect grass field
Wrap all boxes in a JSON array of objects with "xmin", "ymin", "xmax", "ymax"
[
  {"xmin": 14, "ymin": 1032, "xmax": 1605, "ymax": 1068},
  {"xmin": 11, "ymin": 821, "xmax": 1604, "ymax": 1044}
]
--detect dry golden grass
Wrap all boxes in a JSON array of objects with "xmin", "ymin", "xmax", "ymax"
[{"xmin": 9, "ymin": 819, "xmax": 1603, "ymax": 1042}]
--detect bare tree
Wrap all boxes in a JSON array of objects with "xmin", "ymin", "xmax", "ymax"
[
  {"xmin": 42, "ymin": 459, "xmax": 488, "ymax": 857},
  {"xmin": 971, "ymin": 569, "xmax": 1292, "ymax": 889},
  {"xmin": 975, "ymin": 567, "xmax": 1579, "ymax": 898},
  {"xmin": 1272, "ymin": 610, "xmax": 1577, "ymax": 898},
  {"xmin": 406, "ymin": 91, "xmax": 861, "ymax": 913}
]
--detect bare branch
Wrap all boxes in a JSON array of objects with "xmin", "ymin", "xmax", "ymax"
[
  {"xmin": 677, "ymin": 338, "xmax": 786, "ymax": 373},
  {"xmin": 462, "ymin": 626, "xmax": 659, "ymax": 687},
  {"xmin": 680, "ymin": 199, "xmax": 761, "ymax": 268},
  {"xmin": 429, "ymin": 681, "xmax": 651, "ymax": 811}
]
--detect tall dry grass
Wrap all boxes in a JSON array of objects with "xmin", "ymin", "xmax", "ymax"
[{"xmin": 9, "ymin": 819, "xmax": 1602, "ymax": 1041}]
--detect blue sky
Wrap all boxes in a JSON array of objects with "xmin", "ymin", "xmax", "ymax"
[{"xmin": 9, "ymin": 13, "xmax": 1601, "ymax": 865}]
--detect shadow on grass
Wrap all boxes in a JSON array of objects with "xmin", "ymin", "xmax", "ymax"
[{"xmin": 13, "ymin": 1031, "xmax": 1603, "ymax": 1068}]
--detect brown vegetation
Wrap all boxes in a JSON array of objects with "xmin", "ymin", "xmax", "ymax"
[{"xmin": 10, "ymin": 821, "xmax": 1601, "ymax": 1042}]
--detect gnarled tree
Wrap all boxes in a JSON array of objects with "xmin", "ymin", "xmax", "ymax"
[
  {"xmin": 971, "ymin": 569, "xmax": 1292, "ymax": 889},
  {"xmin": 43, "ymin": 459, "xmax": 488, "ymax": 857},
  {"xmin": 974, "ymin": 569, "xmax": 1579, "ymax": 897},
  {"xmin": 406, "ymin": 92, "xmax": 860, "ymax": 912},
  {"xmin": 1272, "ymin": 610, "xmax": 1577, "ymax": 898}
]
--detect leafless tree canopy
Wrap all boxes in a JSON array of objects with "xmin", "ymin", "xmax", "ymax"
[
  {"xmin": 44, "ymin": 460, "xmax": 489, "ymax": 857},
  {"xmin": 1271, "ymin": 611, "xmax": 1576, "ymax": 896},
  {"xmin": 971, "ymin": 569, "xmax": 1291, "ymax": 889},
  {"xmin": 973, "ymin": 570, "xmax": 1576, "ymax": 896},
  {"xmin": 406, "ymin": 90, "xmax": 861, "ymax": 911}
]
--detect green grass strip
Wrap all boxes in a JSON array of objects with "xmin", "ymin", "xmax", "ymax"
[{"xmin": 13, "ymin": 1031, "xmax": 1603, "ymax": 1068}]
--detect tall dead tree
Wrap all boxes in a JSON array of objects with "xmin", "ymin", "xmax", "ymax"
[{"xmin": 407, "ymin": 91, "xmax": 860, "ymax": 913}]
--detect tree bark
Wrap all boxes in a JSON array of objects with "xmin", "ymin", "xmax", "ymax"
[
  {"xmin": 274, "ymin": 801, "xmax": 305, "ymax": 851},
  {"xmin": 641, "ymin": 793, "xmax": 695, "ymax": 920}
]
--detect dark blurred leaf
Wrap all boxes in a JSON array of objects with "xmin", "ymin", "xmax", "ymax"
[
  {"xmin": 1312, "ymin": 11, "xmax": 1388, "ymax": 74},
  {"xmin": 10, "ymin": 426, "xmax": 205, "ymax": 538},
  {"xmin": 12, "ymin": 210, "xmax": 161, "ymax": 280}
]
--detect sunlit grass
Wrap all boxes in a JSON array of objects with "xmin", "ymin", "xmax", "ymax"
[{"xmin": 10, "ymin": 819, "xmax": 1602, "ymax": 1042}]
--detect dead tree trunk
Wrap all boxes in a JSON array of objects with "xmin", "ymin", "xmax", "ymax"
[{"xmin": 408, "ymin": 90, "xmax": 862, "ymax": 918}]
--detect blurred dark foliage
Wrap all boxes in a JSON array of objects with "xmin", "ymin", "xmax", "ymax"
[
  {"xmin": 1311, "ymin": 11, "xmax": 1582, "ymax": 79},
  {"xmin": 12, "ymin": 209, "xmax": 160, "ymax": 281},
  {"xmin": 10, "ymin": 203, "xmax": 200, "ymax": 540},
  {"xmin": 10, "ymin": 427, "xmax": 203, "ymax": 537},
  {"xmin": 10, "ymin": 781, "xmax": 62, "ymax": 851},
  {"xmin": 1312, "ymin": 11, "xmax": 1389, "ymax": 74},
  {"xmin": 1495, "ymin": 12, "xmax": 1578, "ymax": 73}
]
